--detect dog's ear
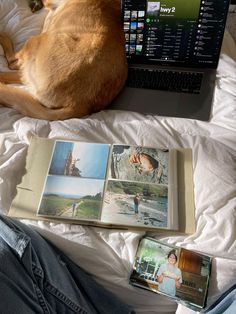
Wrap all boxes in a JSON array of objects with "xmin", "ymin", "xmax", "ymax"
[{"xmin": 28, "ymin": 0, "xmax": 44, "ymax": 13}]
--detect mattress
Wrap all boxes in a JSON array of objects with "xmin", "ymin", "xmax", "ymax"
[{"xmin": 0, "ymin": 1, "xmax": 236, "ymax": 313}]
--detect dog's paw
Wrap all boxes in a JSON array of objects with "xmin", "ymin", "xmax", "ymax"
[
  {"xmin": 0, "ymin": 75, "xmax": 5, "ymax": 84},
  {"xmin": 0, "ymin": 78, "xmax": 7, "ymax": 84},
  {"xmin": 8, "ymin": 60, "xmax": 19, "ymax": 70}
]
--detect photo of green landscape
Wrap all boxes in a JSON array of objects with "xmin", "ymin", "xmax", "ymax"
[{"xmin": 38, "ymin": 176, "xmax": 104, "ymax": 220}]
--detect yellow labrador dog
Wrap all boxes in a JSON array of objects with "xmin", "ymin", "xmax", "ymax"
[{"xmin": 0, "ymin": 0, "xmax": 127, "ymax": 120}]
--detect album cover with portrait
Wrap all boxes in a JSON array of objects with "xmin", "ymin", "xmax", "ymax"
[{"xmin": 130, "ymin": 237, "xmax": 212, "ymax": 311}]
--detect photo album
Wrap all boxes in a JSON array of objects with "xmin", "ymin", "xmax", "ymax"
[
  {"xmin": 130, "ymin": 237, "xmax": 212, "ymax": 311},
  {"xmin": 9, "ymin": 137, "xmax": 195, "ymax": 233}
]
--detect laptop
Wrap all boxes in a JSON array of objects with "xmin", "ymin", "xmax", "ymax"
[{"xmin": 109, "ymin": 0, "xmax": 230, "ymax": 121}]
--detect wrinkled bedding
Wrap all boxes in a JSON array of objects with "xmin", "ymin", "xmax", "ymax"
[{"xmin": 0, "ymin": 1, "xmax": 236, "ymax": 313}]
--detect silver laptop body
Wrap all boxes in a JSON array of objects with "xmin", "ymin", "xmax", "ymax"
[{"xmin": 110, "ymin": 0, "xmax": 230, "ymax": 121}]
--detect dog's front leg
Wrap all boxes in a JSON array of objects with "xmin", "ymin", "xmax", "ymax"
[
  {"xmin": 0, "ymin": 33, "xmax": 19, "ymax": 70},
  {"xmin": 0, "ymin": 72, "xmax": 22, "ymax": 84}
]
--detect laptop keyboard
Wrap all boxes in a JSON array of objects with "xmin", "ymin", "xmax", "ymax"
[{"xmin": 127, "ymin": 68, "xmax": 203, "ymax": 94}]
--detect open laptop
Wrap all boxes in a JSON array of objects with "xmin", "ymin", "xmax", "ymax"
[{"xmin": 109, "ymin": 0, "xmax": 230, "ymax": 121}]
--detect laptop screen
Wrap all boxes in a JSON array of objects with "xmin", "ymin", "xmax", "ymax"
[{"xmin": 123, "ymin": 0, "xmax": 230, "ymax": 68}]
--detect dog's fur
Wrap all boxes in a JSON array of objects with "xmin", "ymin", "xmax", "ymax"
[{"xmin": 0, "ymin": 0, "xmax": 128, "ymax": 120}]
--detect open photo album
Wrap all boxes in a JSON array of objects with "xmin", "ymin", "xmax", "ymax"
[
  {"xmin": 38, "ymin": 139, "xmax": 178, "ymax": 229},
  {"xmin": 130, "ymin": 237, "xmax": 212, "ymax": 311},
  {"xmin": 9, "ymin": 137, "xmax": 195, "ymax": 233}
]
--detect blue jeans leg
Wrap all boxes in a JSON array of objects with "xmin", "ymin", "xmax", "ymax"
[
  {"xmin": 0, "ymin": 214, "xmax": 135, "ymax": 314},
  {"xmin": 203, "ymin": 284, "xmax": 236, "ymax": 314}
]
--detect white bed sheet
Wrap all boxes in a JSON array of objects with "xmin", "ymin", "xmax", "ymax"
[{"xmin": 0, "ymin": 1, "xmax": 236, "ymax": 313}]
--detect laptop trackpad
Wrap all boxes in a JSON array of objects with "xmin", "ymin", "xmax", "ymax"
[{"xmin": 111, "ymin": 87, "xmax": 181, "ymax": 116}]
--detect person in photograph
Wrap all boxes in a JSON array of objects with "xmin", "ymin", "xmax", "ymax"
[
  {"xmin": 133, "ymin": 193, "xmax": 141, "ymax": 214},
  {"xmin": 72, "ymin": 201, "xmax": 77, "ymax": 216},
  {"xmin": 157, "ymin": 250, "xmax": 182, "ymax": 297}
]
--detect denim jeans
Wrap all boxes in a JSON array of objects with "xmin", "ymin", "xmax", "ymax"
[
  {"xmin": 134, "ymin": 204, "xmax": 139, "ymax": 214},
  {"xmin": 203, "ymin": 284, "xmax": 236, "ymax": 314},
  {"xmin": 0, "ymin": 214, "xmax": 135, "ymax": 314}
]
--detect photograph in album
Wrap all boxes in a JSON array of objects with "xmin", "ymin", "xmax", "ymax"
[
  {"xmin": 48, "ymin": 140, "xmax": 110, "ymax": 178},
  {"xmin": 38, "ymin": 176, "xmax": 105, "ymax": 220}
]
